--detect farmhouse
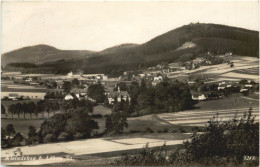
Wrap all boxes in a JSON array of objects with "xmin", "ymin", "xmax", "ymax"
[
  {"xmin": 107, "ymin": 87, "xmax": 131, "ymax": 104},
  {"xmin": 192, "ymin": 93, "xmax": 207, "ymax": 101}
]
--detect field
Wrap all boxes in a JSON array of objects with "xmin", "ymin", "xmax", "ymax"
[
  {"xmin": 1, "ymin": 132, "xmax": 189, "ymax": 165},
  {"xmin": 1, "ymin": 80, "xmax": 55, "ymax": 99},
  {"xmin": 167, "ymin": 56, "xmax": 259, "ymax": 82},
  {"xmin": 158, "ymin": 93, "xmax": 259, "ymax": 127}
]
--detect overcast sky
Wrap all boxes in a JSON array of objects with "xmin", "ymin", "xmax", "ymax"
[{"xmin": 1, "ymin": 1, "xmax": 259, "ymax": 53}]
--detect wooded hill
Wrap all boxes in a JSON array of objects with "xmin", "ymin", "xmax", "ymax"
[{"xmin": 2, "ymin": 23, "xmax": 258, "ymax": 75}]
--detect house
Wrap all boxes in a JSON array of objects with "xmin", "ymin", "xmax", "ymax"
[
  {"xmin": 192, "ymin": 93, "xmax": 207, "ymax": 101},
  {"xmin": 25, "ymin": 78, "xmax": 33, "ymax": 82},
  {"xmin": 240, "ymin": 89, "xmax": 248, "ymax": 92},
  {"xmin": 218, "ymin": 81, "xmax": 226, "ymax": 86},
  {"xmin": 225, "ymin": 52, "xmax": 233, "ymax": 56},
  {"xmin": 96, "ymin": 76, "xmax": 101, "ymax": 80},
  {"xmin": 154, "ymin": 76, "xmax": 163, "ymax": 81},
  {"xmin": 226, "ymin": 85, "xmax": 232, "ymax": 88},
  {"xmin": 180, "ymin": 67, "xmax": 186, "ymax": 70},
  {"xmin": 152, "ymin": 80, "xmax": 161, "ymax": 86},
  {"xmin": 8, "ymin": 93, "xmax": 19, "ymax": 100},
  {"xmin": 103, "ymin": 75, "xmax": 108, "ymax": 80},
  {"xmin": 67, "ymin": 71, "xmax": 73, "ymax": 78},
  {"xmin": 218, "ymin": 86, "xmax": 226, "ymax": 90},
  {"xmin": 188, "ymin": 81, "xmax": 196, "ymax": 85},
  {"xmin": 70, "ymin": 88, "xmax": 88, "ymax": 96},
  {"xmin": 64, "ymin": 93, "xmax": 77, "ymax": 100},
  {"xmin": 245, "ymin": 84, "xmax": 253, "ymax": 88},
  {"xmin": 138, "ymin": 74, "xmax": 145, "ymax": 78},
  {"xmin": 107, "ymin": 87, "xmax": 131, "ymax": 104}
]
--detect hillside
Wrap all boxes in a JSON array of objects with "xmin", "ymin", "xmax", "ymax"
[
  {"xmin": 2, "ymin": 23, "xmax": 259, "ymax": 75},
  {"xmin": 2, "ymin": 44, "xmax": 96, "ymax": 66},
  {"xmin": 100, "ymin": 43, "xmax": 138, "ymax": 54}
]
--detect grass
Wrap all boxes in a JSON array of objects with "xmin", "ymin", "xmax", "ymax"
[
  {"xmin": 125, "ymin": 114, "xmax": 197, "ymax": 133},
  {"xmin": 196, "ymin": 93, "xmax": 258, "ymax": 110},
  {"xmin": 1, "ymin": 119, "xmax": 44, "ymax": 137}
]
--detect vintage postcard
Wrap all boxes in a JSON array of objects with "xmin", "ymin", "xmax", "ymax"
[{"xmin": 1, "ymin": 1, "xmax": 259, "ymax": 166}]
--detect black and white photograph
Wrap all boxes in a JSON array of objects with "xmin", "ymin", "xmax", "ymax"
[{"xmin": 1, "ymin": 1, "xmax": 259, "ymax": 166}]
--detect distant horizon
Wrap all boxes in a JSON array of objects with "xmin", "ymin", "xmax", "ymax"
[{"xmin": 2, "ymin": 1, "xmax": 259, "ymax": 54}]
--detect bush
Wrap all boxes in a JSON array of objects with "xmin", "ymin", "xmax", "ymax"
[
  {"xmin": 171, "ymin": 129, "xmax": 177, "ymax": 133},
  {"xmin": 115, "ymin": 109, "xmax": 259, "ymax": 166},
  {"xmin": 157, "ymin": 130, "xmax": 163, "ymax": 133},
  {"xmin": 12, "ymin": 133, "xmax": 24, "ymax": 147},
  {"xmin": 177, "ymin": 109, "xmax": 259, "ymax": 164},
  {"xmin": 179, "ymin": 128, "xmax": 186, "ymax": 133},
  {"xmin": 115, "ymin": 143, "xmax": 168, "ymax": 166},
  {"xmin": 57, "ymin": 132, "xmax": 69, "ymax": 141},
  {"xmin": 91, "ymin": 114, "xmax": 102, "ymax": 118},
  {"xmin": 163, "ymin": 128, "xmax": 169, "ymax": 133},
  {"xmin": 43, "ymin": 134, "xmax": 56, "ymax": 143},
  {"xmin": 74, "ymin": 132, "xmax": 84, "ymax": 139},
  {"xmin": 144, "ymin": 127, "xmax": 154, "ymax": 133}
]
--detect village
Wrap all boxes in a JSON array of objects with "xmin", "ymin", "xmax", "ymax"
[{"xmin": 1, "ymin": 52, "xmax": 259, "ymax": 104}]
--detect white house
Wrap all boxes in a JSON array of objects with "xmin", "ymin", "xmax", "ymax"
[
  {"xmin": 96, "ymin": 76, "xmax": 101, "ymax": 80},
  {"xmin": 154, "ymin": 76, "xmax": 163, "ymax": 81},
  {"xmin": 245, "ymin": 84, "xmax": 253, "ymax": 88},
  {"xmin": 192, "ymin": 94, "xmax": 207, "ymax": 101},
  {"xmin": 67, "ymin": 72, "xmax": 73, "ymax": 78},
  {"xmin": 64, "ymin": 94, "xmax": 76, "ymax": 100},
  {"xmin": 25, "ymin": 78, "xmax": 33, "ymax": 82},
  {"xmin": 138, "ymin": 74, "xmax": 145, "ymax": 78},
  {"xmin": 218, "ymin": 86, "xmax": 226, "ymax": 90},
  {"xmin": 103, "ymin": 75, "xmax": 108, "ymax": 80},
  {"xmin": 240, "ymin": 89, "xmax": 248, "ymax": 92}
]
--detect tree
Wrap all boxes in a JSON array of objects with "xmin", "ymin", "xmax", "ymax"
[
  {"xmin": 22, "ymin": 102, "xmax": 28, "ymax": 119},
  {"xmin": 140, "ymin": 79, "xmax": 147, "ymax": 93},
  {"xmin": 65, "ymin": 109, "xmax": 99, "ymax": 139},
  {"xmin": 12, "ymin": 133, "xmax": 24, "ymax": 147},
  {"xmin": 72, "ymin": 78, "xmax": 80, "ymax": 87},
  {"xmin": 39, "ymin": 110, "xmax": 99, "ymax": 143},
  {"xmin": 27, "ymin": 101, "xmax": 36, "ymax": 119},
  {"xmin": 63, "ymin": 81, "xmax": 72, "ymax": 93},
  {"xmin": 5, "ymin": 124, "xmax": 16, "ymax": 136},
  {"xmin": 36, "ymin": 100, "xmax": 45, "ymax": 118},
  {"xmin": 26, "ymin": 125, "xmax": 38, "ymax": 145},
  {"xmin": 8, "ymin": 104, "xmax": 16, "ymax": 119},
  {"xmin": 1, "ymin": 104, "xmax": 6, "ymax": 114},
  {"xmin": 105, "ymin": 103, "xmax": 128, "ymax": 134},
  {"xmin": 114, "ymin": 82, "xmax": 128, "ymax": 91},
  {"xmin": 15, "ymin": 103, "xmax": 22, "ymax": 119},
  {"xmin": 239, "ymin": 79, "xmax": 248, "ymax": 84},
  {"xmin": 88, "ymin": 82, "xmax": 106, "ymax": 103}
]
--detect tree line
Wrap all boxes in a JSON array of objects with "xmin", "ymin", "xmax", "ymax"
[{"xmin": 7, "ymin": 100, "xmax": 60, "ymax": 119}]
